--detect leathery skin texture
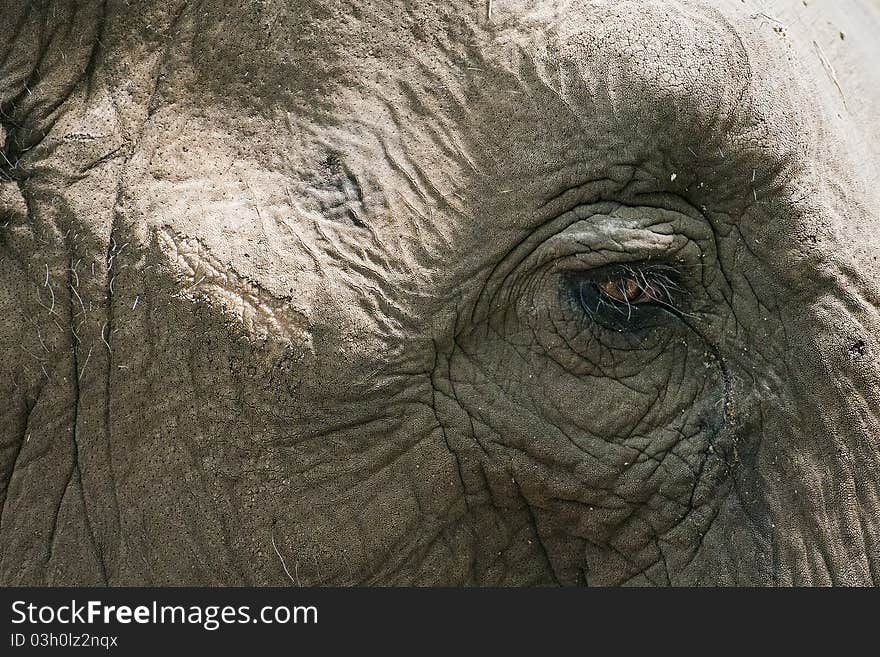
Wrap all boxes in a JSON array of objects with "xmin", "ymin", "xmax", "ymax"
[{"xmin": 1, "ymin": 0, "xmax": 880, "ymax": 586}]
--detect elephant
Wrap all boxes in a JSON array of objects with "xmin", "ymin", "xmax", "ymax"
[{"xmin": 1, "ymin": 0, "xmax": 880, "ymax": 586}]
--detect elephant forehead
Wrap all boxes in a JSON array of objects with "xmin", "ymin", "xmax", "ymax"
[
  {"xmin": 125, "ymin": 0, "xmax": 874, "ymax": 358},
  {"xmin": 532, "ymin": 1, "xmax": 751, "ymax": 113},
  {"xmin": 179, "ymin": 1, "xmax": 765, "ymax": 117}
]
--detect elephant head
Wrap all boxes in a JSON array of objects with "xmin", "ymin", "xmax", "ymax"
[{"xmin": 2, "ymin": 0, "xmax": 880, "ymax": 585}]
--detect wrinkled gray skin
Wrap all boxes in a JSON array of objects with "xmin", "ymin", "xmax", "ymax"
[{"xmin": 2, "ymin": 0, "xmax": 880, "ymax": 586}]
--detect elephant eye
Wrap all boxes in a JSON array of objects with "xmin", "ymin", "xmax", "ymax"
[
  {"xmin": 595, "ymin": 270, "xmax": 674, "ymax": 306},
  {"xmin": 567, "ymin": 264, "xmax": 684, "ymax": 328}
]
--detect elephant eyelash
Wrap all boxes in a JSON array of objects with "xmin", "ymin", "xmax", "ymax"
[{"xmin": 569, "ymin": 263, "xmax": 692, "ymax": 324}]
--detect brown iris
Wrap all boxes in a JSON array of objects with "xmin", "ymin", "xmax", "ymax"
[{"xmin": 596, "ymin": 275, "xmax": 665, "ymax": 305}]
